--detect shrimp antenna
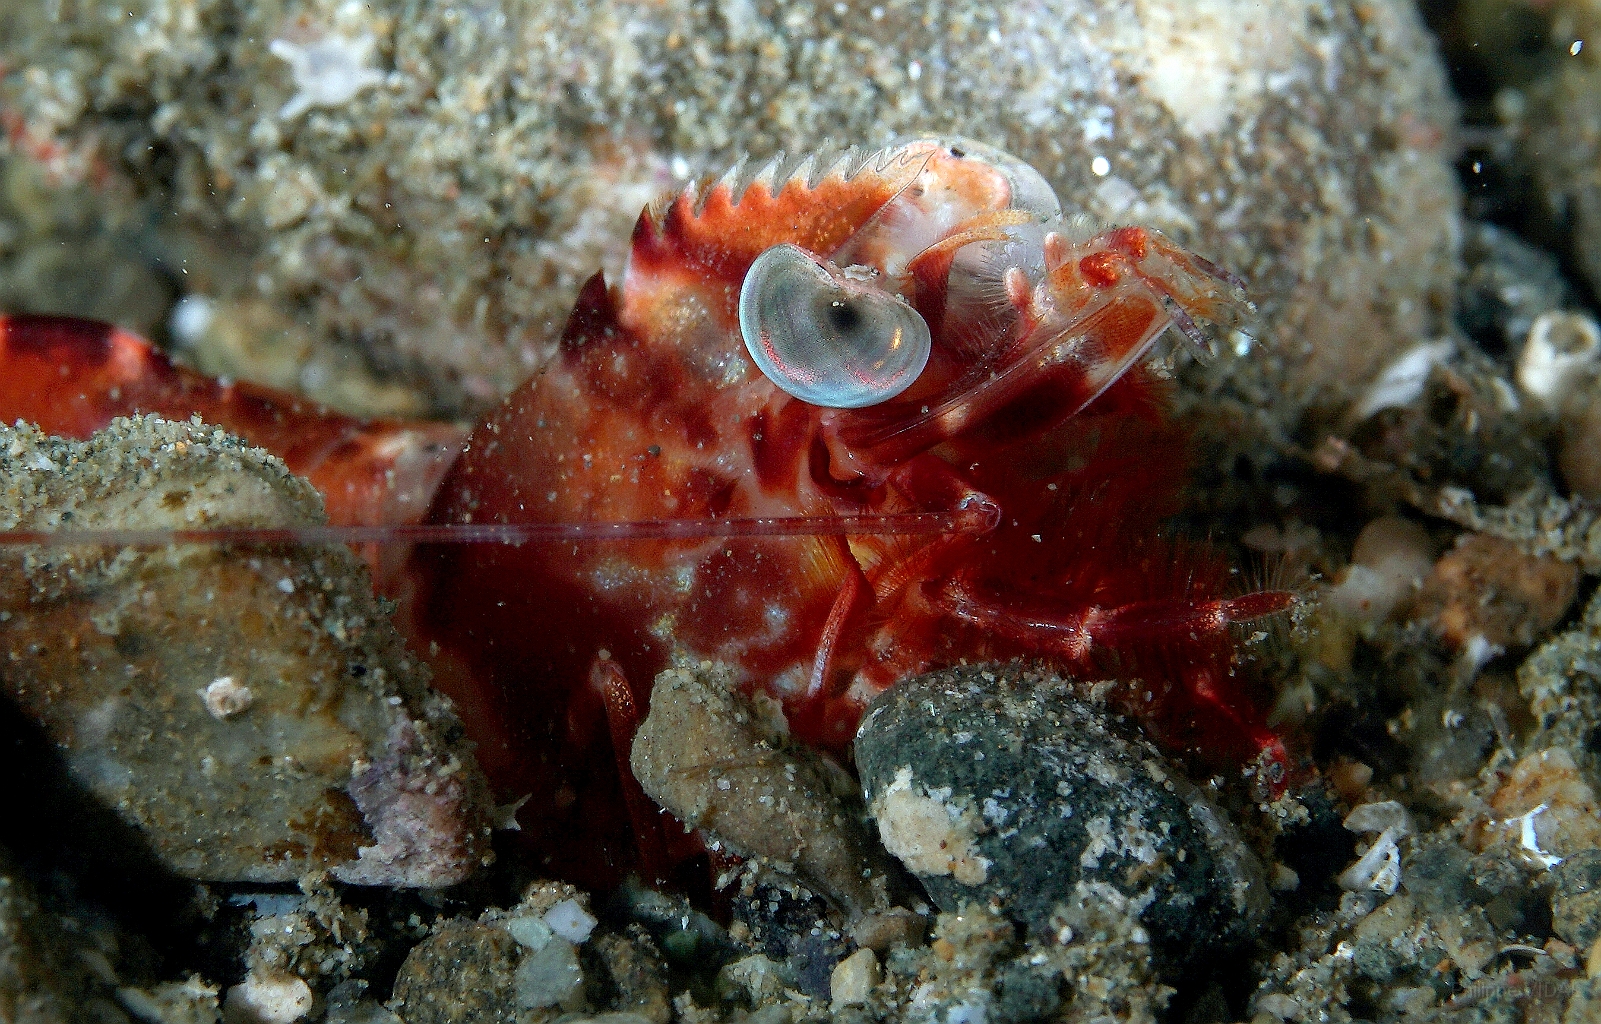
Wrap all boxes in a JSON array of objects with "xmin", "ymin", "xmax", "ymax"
[{"xmin": 0, "ymin": 512, "xmax": 971, "ymax": 549}]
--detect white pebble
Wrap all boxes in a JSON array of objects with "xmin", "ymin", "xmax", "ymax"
[
  {"xmin": 1256, "ymin": 993, "xmax": 1303, "ymax": 1020},
  {"xmin": 512, "ymin": 938, "xmax": 582, "ymax": 1009},
  {"xmin": 223, "ymin": 973, "xmax": 314, "ymax": 1024},
  {"xmin": 506, "ymin": 915, "xmax": 554, "ymax": 951},
  {"xmin": 1325, "ymin": 516, "xmax": 1434, "ymax": 624},
  {"xmin": 830, "ymin": 948, "xmax": 881, "ymax": 1010},
  {"xmin": 542, "ymin": 898, "xmax": 597, "ymax": 943},
  {"xmin": 720, "ymin": 955, "xmax": 786, "ymax": 1004}
]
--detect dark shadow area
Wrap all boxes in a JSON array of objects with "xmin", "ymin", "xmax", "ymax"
[
  {"xmin": 1419, "ymin": 0, "xmax": 1601, "ymax": 316},
  {"xmin": 0, "ymin": 695, "xmax": 203, "ymax": 972}
]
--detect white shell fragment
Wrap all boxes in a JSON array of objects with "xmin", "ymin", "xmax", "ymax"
[
  {"xmin": 1505, "ymin": 802, "xmax": 1564, "ymax": 870},
  {"xmin": 1516, "ymin": 309, "xmax": 1601, "ymax": 409},
  {"xmin": 1352, "ymin": 339, "xmax": 1454, "ymax": 420},
  {"xmin": 739, "ymin": 243, "xmax": 931, "ymax": 408},
  {"xmin": 1342, "ymin": 800, "xmax": 1412, "ymax": 835},
  {"xmin": 269, "ymin": 32, "xmax": 384, "ymax": 120},
  {"xmin": 1338, "ymin": 800, "xmax": 1414, "ymax": 895},
  {"xmin": 199, "ymin": 676, "xmax": 254, "ymax": 720}
]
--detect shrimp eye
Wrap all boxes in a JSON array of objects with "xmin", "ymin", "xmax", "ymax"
[{"xmin": 739, "ymin": 243, "xmax": 931, "ymax": 409}]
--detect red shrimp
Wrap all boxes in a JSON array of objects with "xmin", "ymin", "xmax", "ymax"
[{"xmin": 0, "ymin": 137, "xmax": 1292, "ymax": 887}]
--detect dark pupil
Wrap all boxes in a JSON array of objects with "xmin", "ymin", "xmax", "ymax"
[{"xmin": 826, "ymin": 298, "xmax": 863, "ymax": 335}]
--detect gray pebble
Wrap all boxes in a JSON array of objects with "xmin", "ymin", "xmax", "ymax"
[
  {"xmin": 512, "ymin": 938, "xmax": 583, "ymax": 1010},
  {"xmin": 1552, "ymin": 849, "xmax": 1601, "ymax": 952},
  {"xmin": 854, "ymin": 664, "xmax": 1269, "ymax": 959}
]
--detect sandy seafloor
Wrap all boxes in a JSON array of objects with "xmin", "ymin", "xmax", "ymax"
[{"xmin": 4, "ymin": 0, "xmax": 1601, "ymax": 1022}]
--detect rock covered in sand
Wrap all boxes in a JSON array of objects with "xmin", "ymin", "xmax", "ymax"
[
  {"xmin": 630, "ymin": 660, "xmax": 908, "ymax": 929},
  {"xmin": 1, "ymin": 0, "xmax": 1458, "ymax": 423},
  {"xmin": 0, "ymin": 416, "xmax": 493, "ymax": 887},
  {"xmin": 391, "ymin": 882, "xmax": 669, "ymax": 1024}
]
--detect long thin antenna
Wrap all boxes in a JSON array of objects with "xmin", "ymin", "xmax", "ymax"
[{"xmin": 0, "ymin": 512, "xmax": 968, "ymax": 548}]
